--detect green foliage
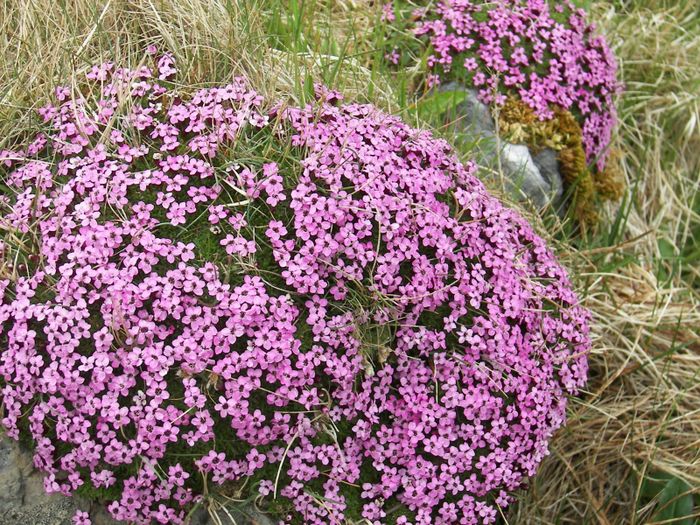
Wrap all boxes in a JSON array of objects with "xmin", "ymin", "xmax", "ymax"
[
  {"xmin": 415, "ymin": 90, "xmax": 469, "ymax": 121},
  {"xmin": 641, "ymin": 472, "xmax": 698, "ymax": 525}
]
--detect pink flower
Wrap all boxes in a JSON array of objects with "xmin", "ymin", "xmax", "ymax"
[
  {"xmin": 72, "ymin": 510, "xmax": 91, "ymax": 525},
  {"xmin": 0, "ymin": 50, "xmax": 590, "ymax": 525}
]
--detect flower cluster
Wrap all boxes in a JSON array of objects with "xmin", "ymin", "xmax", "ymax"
[
  {"xmin": 0, "ymin": 53, "xmax": 590, "ymax": 524},
  {"xmin": 386, "ymin": 0, "xmax": 621, "ymax": 170}
]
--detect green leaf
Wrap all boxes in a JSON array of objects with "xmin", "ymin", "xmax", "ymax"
[
  {"xmin": 641, "ymin": 471, "xmax": 673, "ymax": 499},
  {"xmin": 416, "ymin": 90, "xmax": 468, "ymax": 120},
  {"xmin": 658, "ymin": 238, "xmax": 677, "ymax": 259},
  {"xmin": 642, "ymin": 473, "xmax": 696, "ymax": 525}
]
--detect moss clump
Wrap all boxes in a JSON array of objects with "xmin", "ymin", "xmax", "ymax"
[
  {"xmin": 498, "ymin": 96, "xmax": 624, "ymax": 227},
  {"xmin": 594, "ymin": 147, "xmax": 626, "ymax": 201}
]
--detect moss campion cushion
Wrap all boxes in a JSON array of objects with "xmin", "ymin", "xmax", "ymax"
[
  {"xmin": 0, "ymin": 53, "xmax": 590, "ymax": 524},
  {"xmin": 383, "ymin": 0, "xmax": 623, "ymax": 225}
]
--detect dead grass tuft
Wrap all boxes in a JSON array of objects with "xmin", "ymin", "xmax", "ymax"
[
  {"xmin": 507, "ymin": 1, "xmax": 700, "ymax": 523},
  {"xmin": 0, "ymin": 0, "xmax": 395, "ymax": 150}
]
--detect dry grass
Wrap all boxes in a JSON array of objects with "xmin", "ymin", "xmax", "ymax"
[
  {"xmin": 1, "ymin": 0, "xmax": 698, "ymax": 524},
  {"xmin": 508, "ymin": 2, "xmax": 700, "ymax": 523},
  {"xmin": 0, "ymin": 0, "xmax": 395, "ymax": 150}
]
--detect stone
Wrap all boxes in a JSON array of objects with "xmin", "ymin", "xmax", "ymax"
[
  {"xmin": 533, "ymin": 148, "xmax": 564, "ymax": 206},
  {"xmin": 0, "ymin": 438, "xmax": 23, "ymax": 507},
  {"xmin": 500, "ymin": 143, "xmax": 554, "ymax": 209},
  {"xmin": 439, "ymin": 82, "xmax": 495, "ymax": 136},
  {"xmin": 439, "ymin": 82, "xmax": 565, "ymax": 209},
  {"xmin": 0, "ymin": 483, "xmax": 76, "ymax": 525}
]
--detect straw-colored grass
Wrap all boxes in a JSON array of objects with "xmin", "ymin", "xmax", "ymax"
[
  {"xmin": 0, "ymin": 0, "xmax": 698, "ymax": 524},
  {"xmin": 508, "ymin": 2, "xmax": 700, "ymax": 523}
]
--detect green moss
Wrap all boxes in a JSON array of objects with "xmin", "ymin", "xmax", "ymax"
[{"xmin": 497, "ymin": 96, "xmax": 625, "ymax": 229}]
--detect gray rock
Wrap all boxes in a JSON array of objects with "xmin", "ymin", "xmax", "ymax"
[
  {"xmin": 0, "ymin": 437, "xmax": 24, "ymax": 507},
  {"xmin": 500, "ymin": 143, "xmax": 554, "ymax": 209},
  {"xmin": 532, "ymin": 148, "xmax": 564, "ymax": 205},
  {"xmin": 439, "ymin": 82, "xmax": 495, "ymax": 136},
  {"xmin": 439, "ymin": 83, "xmax": 565, "ymax": 209}
]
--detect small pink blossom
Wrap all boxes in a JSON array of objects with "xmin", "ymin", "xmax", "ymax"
[
  {"xmin": 0, "ymin": 50, "xmax": 590, "ymax": 525},
  {"xmin": 72, "ymin": 510, "xmax": 91, "ymax": 525}
]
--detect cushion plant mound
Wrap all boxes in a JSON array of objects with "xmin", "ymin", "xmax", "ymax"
[
  {"xmin": 0, "ymin": 53, "xmax": 590, "ymax": 525},
  {"xmin": 384, "ymin": 0, "xmax": 623, "ymax": 225},
  {"xmin": 407, "ymin": 0, "xmax": 620, "ymax": 170}
]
